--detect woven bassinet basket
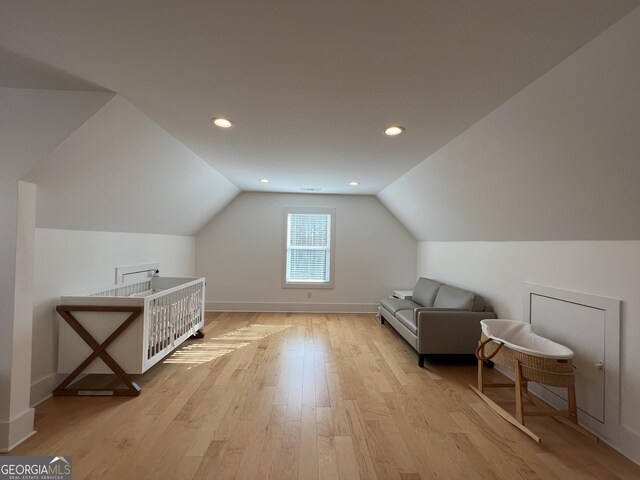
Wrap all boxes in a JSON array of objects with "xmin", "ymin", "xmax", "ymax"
[{"xmin": 479, "ymin": 333, "xmax": 575, "ymax": 387}]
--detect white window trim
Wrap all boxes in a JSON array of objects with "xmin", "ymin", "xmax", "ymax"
[{"xmin": 282, "ymin": 206, "xmax": 336, "ymax": 289}]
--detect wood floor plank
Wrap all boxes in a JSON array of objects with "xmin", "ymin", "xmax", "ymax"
[
  {"xmin": 334, "ymin": 435, "xmax": 365, "ymax": 480},
  {"xmin": 326, "ymin": 362, "xmax": 352, "ymax": 436},
  {"xmin": 450, "ymin": 410, "xmax": 541, "ymax": 480},
  {"xmin": 302, "ymin": 352, "xmax": 317, "ymax": 407},
  {"xmin": 274, "ymin": 421, "xmax": 301, "ymax": 480},
  {"xmin": 468, "ymin": 401, "xmax": 563, "ymax": 480},
  {"xmin": 298, "ymin": 405, "xmax": 319, "ymax": 480},
  {"xmin": 537, "ymin": 452, "xmax": 603, "ymax": 480},
  {"xmin": 253, "ymin": 407, "xmax": 285, "ymax": 480},
  {"xmin": 343, "ymin": 400, "xmax": 382, "ymax": 480},
  {"xmin": 317, "ymin": 434, "xmax": 340, "ymax": 480},
  {"xmin": 192, "ymin": 440, "xmax": 227, "ymax": 480},
  {"xmin": 285, "ymin": 354, "xmax": 304, "ymax": 421},
  {"xmin": 314, "ymin": 350, "xmax": 331, "ymax": 407}
]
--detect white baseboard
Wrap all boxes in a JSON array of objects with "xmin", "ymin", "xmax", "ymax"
[
  {"xmin": 30, "ymin": 372, "xmax": 64, "ymax": 408},
  {"xmin": 206, "ymin": 301, "xmax": 378, "ymax": 313},
  {"xmin": 618, "ymin": 425, "xmax": 640, "ymax": 466},
  {"xmin": 0, "ymin": 408, "xmax": 35, "ymax": 453}
]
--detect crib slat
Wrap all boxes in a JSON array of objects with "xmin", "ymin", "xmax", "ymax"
[{"xmin": 140, "ymin": 278, "xmax": 205, "ymax": 370}]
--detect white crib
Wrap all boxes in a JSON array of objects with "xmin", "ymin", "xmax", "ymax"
[{"xmin": 56, "ymin": 276, "xmax": 205, "ymax": 396}]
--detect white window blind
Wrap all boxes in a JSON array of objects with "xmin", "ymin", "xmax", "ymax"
[{"xmin": 286, "ymin": 212, "xmax": 332, "ymax": 284}]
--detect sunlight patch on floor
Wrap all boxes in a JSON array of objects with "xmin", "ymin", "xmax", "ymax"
[{"xmin": 163, "ymin": 323, "xmax": 291, "ymax": 367}]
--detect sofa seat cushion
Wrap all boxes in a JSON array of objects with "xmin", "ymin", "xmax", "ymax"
[
  {"xmin": 395, "ymin": 309, "xmax": 417, "ymax": 335},
  {"xmin": 380, "ymin": 297, "xmax": 421, "ymax": 315},
  {"xmin": 412, "ymin": 277, "xmax": 442, "ymax": 307},
  {"xmin": 433, "ymin": 285, "xmax": 485, "ymax": 312}
]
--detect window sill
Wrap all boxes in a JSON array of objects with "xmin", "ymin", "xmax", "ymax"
[{"xmin": 282, "ymin": 282, "xmax": 334, "ymax": 289}]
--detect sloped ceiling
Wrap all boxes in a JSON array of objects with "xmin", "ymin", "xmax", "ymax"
[
  {"xmin": 0, "ymin": 47, "xmax": 107, "ymax": 92},
  {"xmin": 1, "ymin": 87, "xmax": 113, "ymax": 180},
  {"xmin": 24, "ymin": 95, "xmax": 239, "ymax": 235},
  {"xmin": 2, "ymin": 1, "xmax": 639, "ymax": 194},
  {"xmin": 378, "ymin": 8, "xmax": 640, "ymax": 241}
]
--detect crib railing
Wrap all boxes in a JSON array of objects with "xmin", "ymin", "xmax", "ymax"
[
  {"xmin": 143, "ymin": 277, "xmax": 205, "ymax": 371},
  {"xmin": 90, "ymin": 279, "xmax": 153, "ymax": 297}
]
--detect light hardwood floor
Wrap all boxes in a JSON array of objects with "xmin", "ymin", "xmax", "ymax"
[{"xmin": 4, "ymin": 312, "xmax": 640, "ymax": 479}]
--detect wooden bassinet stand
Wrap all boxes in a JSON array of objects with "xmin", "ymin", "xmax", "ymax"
[{"xmin": 469, "ymin": 319, "xmax": 597, "ymax": 443}]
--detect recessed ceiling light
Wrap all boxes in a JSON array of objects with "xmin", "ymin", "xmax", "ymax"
[
  {"xmin": 212, "ymin": 117, "xmax": 234, "ymax": 128},
  {"xmin": 259, "ymin": 178, "xmax": 270, "ymax": 183},
  {"xmin": 384, "ymin": 125, "xmax": 405, "ymax": 136},
  {"xmin": 349, "ymin": 181, "xmax": 360, "ymax": 186}
]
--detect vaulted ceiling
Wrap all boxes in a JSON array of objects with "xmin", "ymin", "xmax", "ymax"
[
  {"xmin": 379, "ymin": 7, "xmax": 640, "ymax": 241},
  {"xmin": 2, "ymin": 0, "xmax": 638, "ymax": 194},
  {"xmin": 24, "ymin": 95, "xmax": 239, "ymax": 235}
]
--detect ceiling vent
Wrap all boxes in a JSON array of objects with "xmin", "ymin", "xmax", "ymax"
[{"xmin": 300, "ymin": 187, "xmax": 322, "ymax": 192}]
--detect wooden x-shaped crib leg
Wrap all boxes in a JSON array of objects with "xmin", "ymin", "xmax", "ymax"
[{"xmin": 54, "ymin": 306, "xmax": 143, "ymax": 397}]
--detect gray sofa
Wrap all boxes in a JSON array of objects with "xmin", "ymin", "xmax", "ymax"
[{"xmin": 379, "ymin": 277, "xmax": 497, "ymax": 367}]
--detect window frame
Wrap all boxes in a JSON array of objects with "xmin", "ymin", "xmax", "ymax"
[{"xmin": 282, "ymin": 206, "xmax": 336, "ymax": 289}]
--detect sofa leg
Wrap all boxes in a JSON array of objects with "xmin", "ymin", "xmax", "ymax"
[
  {"xmin": 418, "ymin": 354, "xmax": 425, "ymax": 368},
  {"xmin": 380, "ymin": 315, "xmax": 385, "ymax": 325}
]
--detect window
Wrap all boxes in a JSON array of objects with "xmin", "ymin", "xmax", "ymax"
[{"xmin": 284, "ymin": 207, "xmax": 335, "ymax": 288}]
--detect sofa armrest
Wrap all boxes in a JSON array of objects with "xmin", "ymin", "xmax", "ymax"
[{"xmin": 415, "ymin": 310, "xmax": 498, "ymax": 355}]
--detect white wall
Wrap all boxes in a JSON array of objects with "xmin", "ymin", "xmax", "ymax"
[
  {"xmin": 196, "ymin": 192, "xmax": 416, "ymax": 312},
  {"xmin": 418, "ymin": 241, "xmax": 640, "ymax": 462},
  {"xmin": 30, "ymin": 228, "xmax": 196, "ymax": 406},
  {"xmin": 2, "ymin": 182, "xmax": 37, "ymax": 451},
  {"xmin": 24, "ymin": 94, "xmax": 239, "ymax": 235}
]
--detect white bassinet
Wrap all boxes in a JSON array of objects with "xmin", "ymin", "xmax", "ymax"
[
  {"xmin": 480, "ymin": 319, "xmax": 574, "ymax": 359},
  {"xmin": 471, "ymin": 319, "xmax": 587, "ymax": 442}
]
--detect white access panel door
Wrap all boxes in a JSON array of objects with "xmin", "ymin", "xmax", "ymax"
[
  {"xmin": 115, "ymin": 263, "xmax": 159, "ymax": 284},
  {"xmin": 530, "ymin": 294, "xmax": 605, "ymax": 422}
]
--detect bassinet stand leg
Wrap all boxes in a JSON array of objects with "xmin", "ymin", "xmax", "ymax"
[
  {"xmin": 469, "ymin": 384, "xmax": 541, "ymax": 443},
  {"xmin": 471, "ymin": 346, "xmax": 541, "ymax": 443},
  {"xmin": 54, "ymin": 306, "xmax": 143, "ymax": 397},
  {"xmin": 568, "ymin": 384, "xmax": 578, "ymax": 423},
  {"xmin": 515, "ymin": 360, "xmax": 525, "ymax": 424}
]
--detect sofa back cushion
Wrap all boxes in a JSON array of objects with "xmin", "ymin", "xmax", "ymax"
[
  {"xmin": 412, "ymin": 277, "xmax": 442, "ymax": 307},
  {"xmin": 433, "ymin": 284, "xmax": 485, "ymax": 311}
]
